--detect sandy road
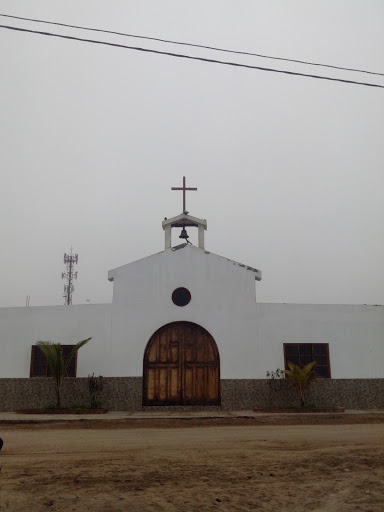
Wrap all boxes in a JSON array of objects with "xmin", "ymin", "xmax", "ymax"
[{"xmin": 1, "ymin": 422, "xmax": 384, "ymax": 511}]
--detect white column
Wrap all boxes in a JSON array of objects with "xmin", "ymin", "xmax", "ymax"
[
  {"xmin": 164, "ymin": 225, "xmax": 172, "ymax": 249},
  {"xmin": 198, "ymin": 225, "xmax": 205, "ymax": 249}
]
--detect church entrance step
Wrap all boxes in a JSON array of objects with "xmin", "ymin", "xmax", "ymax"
[{"xmin": 141, "ymin": 405, "xmax": 223, "ymax": 412}]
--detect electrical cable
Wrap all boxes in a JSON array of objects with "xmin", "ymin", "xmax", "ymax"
[
  {"xmin": 1, "ymin": 24, "xmax": 383, "ymax": 89},
  {"xmin": 0, "ymin": 12, "xmax": 383, "ymax": 78}
]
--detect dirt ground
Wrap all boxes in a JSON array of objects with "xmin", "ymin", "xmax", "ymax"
[{"xmin": 1, "ymin": 416, "xmax": 384, "ymax": 512}]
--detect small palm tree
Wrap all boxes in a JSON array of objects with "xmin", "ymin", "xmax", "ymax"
[
  {"xmin": 36, "ymin": 338, "xmax": 91, "ymax": 408},
  {"xmin": 284, "ymin": 361, "xmax": 316, "ymax": 408}
]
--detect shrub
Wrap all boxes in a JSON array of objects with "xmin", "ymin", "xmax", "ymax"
[{"xmin": 87, "ymin": 373, "xmax": 104, "ymax": 408}]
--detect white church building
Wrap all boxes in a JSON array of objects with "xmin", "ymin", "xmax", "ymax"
[{"xmin": 0, "ymin": 179, "xmax": 383, "ymax": 410}]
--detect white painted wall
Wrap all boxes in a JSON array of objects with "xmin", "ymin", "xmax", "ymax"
[
  {"xmin": 0, "ymin": 304, "xmax": 111, "ymax": 377},
  {"xmin": 0, "ymin": 244, "xmax": 383, "ymax": 380},
  {"xmin": 108, "ymin": 244, "xmax": 259, "ymax": 378},
  {"xmin": 256, "ymin": 303, "xmax": 384, "ymax": 379}
]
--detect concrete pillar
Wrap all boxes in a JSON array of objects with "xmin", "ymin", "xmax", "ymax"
[
  {"xmin": 198, "ymin": 225, "xmax": 205, "ymax": 249},
  {"xmin": 165, "ymin": 225, "xmax": 171, "ymax": 249}
]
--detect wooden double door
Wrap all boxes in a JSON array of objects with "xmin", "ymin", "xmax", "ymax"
[{"xmin": 143, "ymin": 322, "xmax": 220, "ymax": 406}]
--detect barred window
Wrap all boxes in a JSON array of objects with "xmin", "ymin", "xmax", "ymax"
[
  {"xmin": 30, "ymin": 346, "xmax": 77, "ymax": 377},
  {"xmin": 283, "ymin": 343, "xmax": 330, "ymax": 378}
]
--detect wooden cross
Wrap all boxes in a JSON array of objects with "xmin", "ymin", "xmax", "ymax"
[{"xmin": 171, "ymin": 176, "xmax": 197, "ymax": 213}]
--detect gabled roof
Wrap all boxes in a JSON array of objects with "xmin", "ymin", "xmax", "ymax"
[
  {"xmin": 162, "ymin": 213, "xmax": 207, "ymax": 230},
  {"xmin": 108, "ymin": 244, "xmax": 262, "ymax": 282}
]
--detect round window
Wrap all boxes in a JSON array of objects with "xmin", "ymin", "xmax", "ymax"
[{"xmin": 172, "ymin": 287, "xmax": 191, "ymax": 307}]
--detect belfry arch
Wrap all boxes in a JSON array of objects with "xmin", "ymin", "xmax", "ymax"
[{"xmin": 143, "ymin": 322, "xmax": 220, "ymax": 406}]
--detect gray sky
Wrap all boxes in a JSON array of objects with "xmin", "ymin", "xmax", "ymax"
[{"xmin": 0, "ymin": 0, "xmax": 383, "ymax": 307}]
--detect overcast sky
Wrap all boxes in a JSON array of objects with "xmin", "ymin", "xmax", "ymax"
[{"xmin": 0, "ymin": 0, "xmax": 383, "ymax": 307}]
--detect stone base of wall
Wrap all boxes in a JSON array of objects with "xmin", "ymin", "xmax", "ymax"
[
  {"xmin": 221, "ymin": 378, "xmax": 384, "ymax": 410},
  {"xmin": 0, "ymin": 378, "xmax": 383, "ymax": 411},
  {"xmin": 0, "ymin": 378, "xmax": 142, "ymax": 412}
]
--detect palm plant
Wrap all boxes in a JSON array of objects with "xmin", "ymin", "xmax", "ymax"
[
  {"xmin": 284, "ymin": 361, "xmax": 316, "ymax": 408},
  {"xmin": 36, "ymin": 338, "xmax": 91, "ymax": 408}
]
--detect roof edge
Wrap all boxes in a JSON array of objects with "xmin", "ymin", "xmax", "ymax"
[{"xmin": 108, "ymin": 245, "xmax": 262, "ymax": 281}]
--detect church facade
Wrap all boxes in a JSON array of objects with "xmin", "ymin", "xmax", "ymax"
[{"xmin": 0, "ymin": 186, "xmax": 383, "ymax": 410}]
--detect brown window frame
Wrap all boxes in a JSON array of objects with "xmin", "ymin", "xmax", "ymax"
[
  {"xmin": 283, "ymin": 343, "xmax": 331, "ymax": 378},
  {"xmin": 30, "ymin": 345, "xmax": 78, "ymax": 378}
]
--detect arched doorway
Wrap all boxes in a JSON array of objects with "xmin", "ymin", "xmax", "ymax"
[{"xmin": 143, "ymin": 322, "xmax": 220, "ymax": 406}]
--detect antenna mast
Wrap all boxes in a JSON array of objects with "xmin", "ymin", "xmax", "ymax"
[{"xmin": 62, "ymin": 248, "xmax": 78, "ymax": 305}]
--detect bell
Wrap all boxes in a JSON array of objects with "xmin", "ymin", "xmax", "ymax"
[{"xmin": 179, "ymin": 227, "xmax": 189, "ymax": 240}]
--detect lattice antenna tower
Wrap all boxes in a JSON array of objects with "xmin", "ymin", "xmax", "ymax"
[{"xmin": 62, "ymin": 248, "xmax": 78, "ymax": 305}]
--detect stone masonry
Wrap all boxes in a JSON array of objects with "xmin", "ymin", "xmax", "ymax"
[{"xmin": 0, "ymin": 378, "xmax": 383, "ymax": 411}]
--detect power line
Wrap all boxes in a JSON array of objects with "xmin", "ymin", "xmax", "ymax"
[
  {"xmin": 1, "ymin": 23, "xmax": 383, "ymax": 90},
  {"xmin": 1, "ymin": 12, "xmax": 383, "ymax": 78}
]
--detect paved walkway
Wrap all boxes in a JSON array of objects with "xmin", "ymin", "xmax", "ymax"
[
  {"xmin": 0, "ymin": 409, "xmax": 383, "ymax": 423},
  {"xmin": 1, "ymin": 410, "xmax": 236, "ymax": 422}
]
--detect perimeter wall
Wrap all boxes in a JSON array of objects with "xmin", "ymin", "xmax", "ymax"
[{"xmin": 0, "ymin": 377, "xmax": 383, "ymax": 411}]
